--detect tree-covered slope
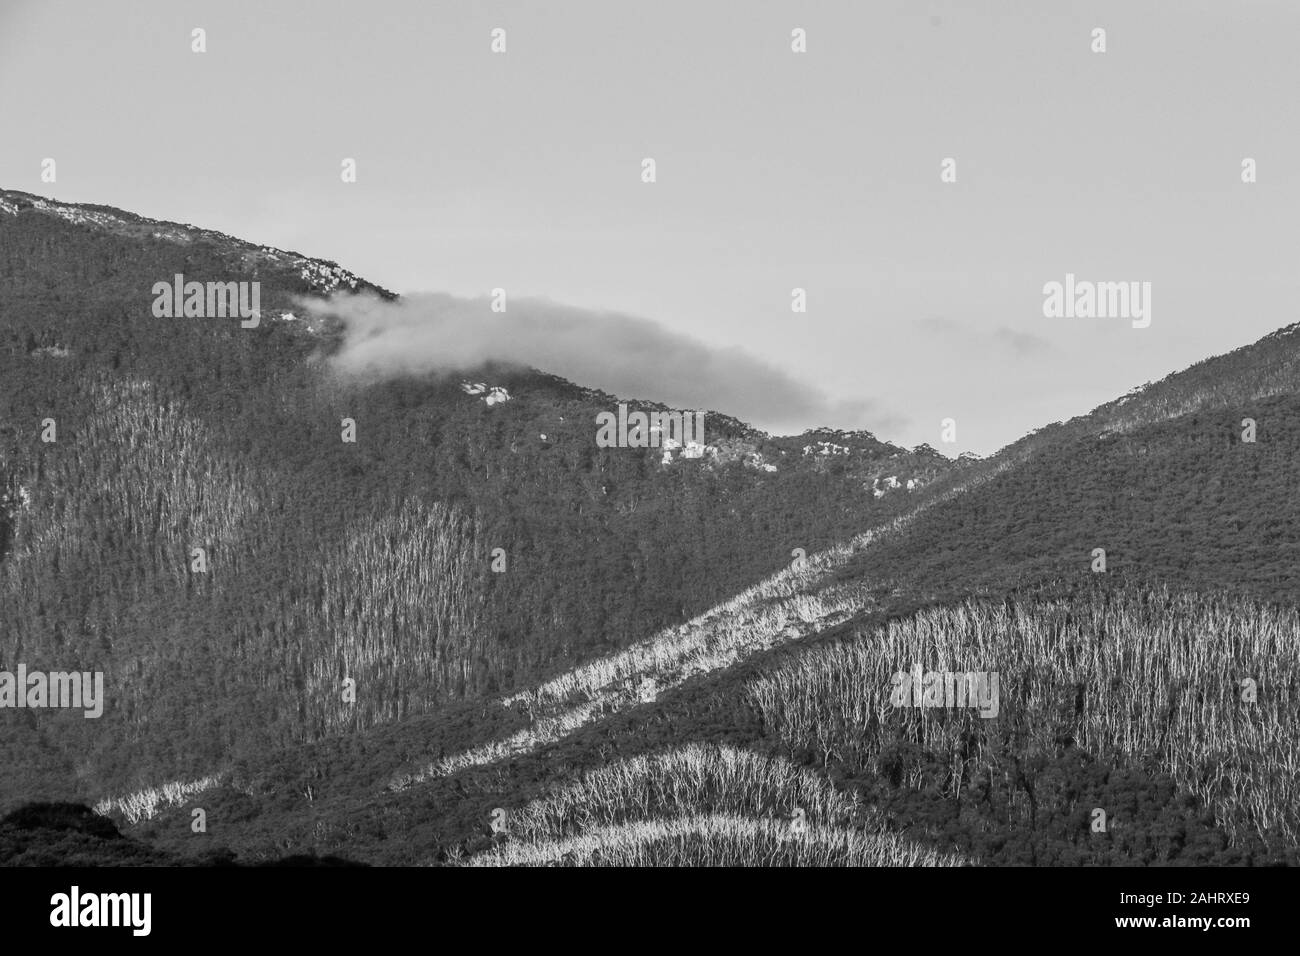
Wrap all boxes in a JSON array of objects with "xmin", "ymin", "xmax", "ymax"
[{"xmin": 0, "ymin": 189, "xmax": 957, "ymax": 809}]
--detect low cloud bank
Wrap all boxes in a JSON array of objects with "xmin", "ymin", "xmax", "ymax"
[{"xmin": 301, "ymin": 292, "xmax": 898, "ymax": 435}]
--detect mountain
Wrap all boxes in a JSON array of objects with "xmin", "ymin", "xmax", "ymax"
[
  {"xmin": 0, "ymin": 189, "xmax": 958, "ymax": 814},
  {"xmin": 2, "ymin": 189, "xmax": 1297, "ymax": 867}
]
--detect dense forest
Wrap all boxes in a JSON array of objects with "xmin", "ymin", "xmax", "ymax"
[
  {"xmin": 0, "ymin": 191, "xmax": 958, "ymax": 807},
  {"xmin": 73, "ymin": 394, "xmax": 1300, "ymax": 865},
  {"xmin": 4, "ymin": 190, "xmax": 1299, "ymax": 869}
]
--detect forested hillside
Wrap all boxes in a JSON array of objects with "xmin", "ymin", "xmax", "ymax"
[
  {"xmin": 4, "ymin": 189, "xmax": 1298, "ymax": 870},
  {"xmin": 0, "ymin": 190, "xmax": 958, "ymax": 808}
]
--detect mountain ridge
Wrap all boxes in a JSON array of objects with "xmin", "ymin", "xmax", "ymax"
[
  {"xmin": 0, "ymin": 186, "xmax": 963, "ymax": 460},
  {"xmin": 4, "ymin": 190, "xmax": 1299, "ymax": 867}
]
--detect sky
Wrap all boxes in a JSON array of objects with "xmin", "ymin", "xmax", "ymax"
[{"xmin": 1, "ymin": 0, "xmax": 1296, "ymax": 454}]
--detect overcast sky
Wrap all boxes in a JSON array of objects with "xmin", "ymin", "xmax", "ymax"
[{"xmin": 2, "ymin": 0, "xmax": 1296, "ymax": 454}]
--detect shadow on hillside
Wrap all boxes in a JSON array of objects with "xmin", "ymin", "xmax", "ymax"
[{"xmin": 0, "ymin": 802, "xmax": 368, "ymax": 866}]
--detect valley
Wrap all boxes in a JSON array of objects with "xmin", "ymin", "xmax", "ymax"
[{"xmin": 1, "ymin": 188, "xmax": 1297, "ymax": 868}]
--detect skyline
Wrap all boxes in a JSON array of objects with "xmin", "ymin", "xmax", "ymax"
[{"xmin": 2, "ymin": 0, "xmax": 1297, "ymax": 454}]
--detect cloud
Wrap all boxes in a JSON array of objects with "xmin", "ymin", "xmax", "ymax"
[
  {"xmin": 991, "ymin": 326, "xmax": 1053, "ymax": 356},
  {"xmin": 912, "ymin": 315, "xmax": 963, "ymax": 333},
  {"xmin": 912, "ymin": 315, "xmax": 1053, "ymax": 357},
  {"xmin": 300, "ymin": 292, "xmax": 900, "ymax": 435}
]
